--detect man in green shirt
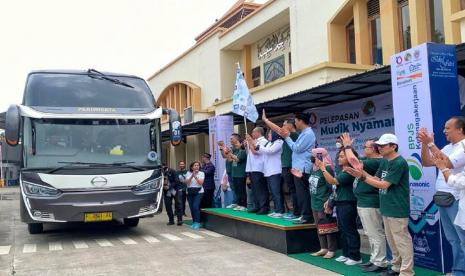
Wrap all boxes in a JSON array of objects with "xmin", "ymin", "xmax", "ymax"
[
  {"xmin": 342, "ymin": 134, "xmax": 387, "ymax": 272},
  {"xmin": 281, "ymin": 118, "xmax": 300, "ymax": 219},
  {"xmin": 346, "ymin": 134, "xmax": 413, "ymax": 276}
]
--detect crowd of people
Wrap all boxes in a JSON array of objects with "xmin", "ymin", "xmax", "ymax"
[{"xmin": 162, "ymin": 112, "xmax": 465, "ymax": 276}]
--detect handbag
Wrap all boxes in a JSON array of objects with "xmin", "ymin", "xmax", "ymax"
[
  {"xmin": 433, "ymin": 191, "xmax": 455, "ymax": 207},
  {"xmin": 187, "ymin": 187, "xmax": 201, "ymax": 195},
  {"xmin": 317, "ymin": 215, "xmax": 339, "ymax": 235}
]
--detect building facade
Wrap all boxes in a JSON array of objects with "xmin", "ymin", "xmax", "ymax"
[{"xmin": 148, "ymin": 0, "xmax": 465, "ymax": 167}]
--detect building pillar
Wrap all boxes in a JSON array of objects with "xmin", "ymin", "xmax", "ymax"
[
  {"xmin": 380, "ymin": 0, "xmax": 401, "ymax": 64},
  {"xmin": 443, "ymin": 0, "xmax": 461, "ymax": 44},
  {"xmin": 328, "ymin": 22, "xmax": 348, "ymax": 63},
  {"xmin": 353, "ymin": 0, "xmax": 371, "ymax": 65},
  {"xmin": 409, "ymin": 0, "xmax": 428, "ymax": 46},
  {"xmin": 243, "ymin": 45, "xmax": 253, "ymax": 88}
]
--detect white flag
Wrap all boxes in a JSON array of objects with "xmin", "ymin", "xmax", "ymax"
[{"xmin": 232, "ymin": 64, "xmax": 258, "ymax": 123}]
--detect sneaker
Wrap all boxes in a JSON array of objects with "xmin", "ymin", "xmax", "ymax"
[
  {"xmin": 236, "ymin": 206, "xmax": 247, "ymax": 211},
  {"xmin": 270, "ymin": 213, "xmax": 283, "ymax": 218},
  {"xmin": 233, "ymin": 206, "xmax": 243, "ymax": 211},
  {"xmin": 335, "ymin": 256, "xmax": 348, "ymax": 262},
  {"xmin": 291, "ymin": 216, "xmax": 303, "ymax": 221},
  {"xmin": 344, "ymin": 259, "xmax": 362, "ymax": 266},
  {"xmin": 167, "ymin": 221, "xmax": 174, "ymax": 226},
  {"xmin": 226, "ymin": 204, "xmax": 237, "ymax": 209},
  {"xmin": 267, "ymin": 212, "xmax": 277, "ymax": 217},
  {"xmin": 177, "ymin": 221, "xmax": 183, "ymax": 226},
  {"xmin": 283, "ymin": 213, "xmax": 298, "ymax": 220},
  {"xmin": 192, "ymin": 222, "xmax": 200, "ymax": 230}
]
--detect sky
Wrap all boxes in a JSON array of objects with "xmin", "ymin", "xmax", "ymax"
[{"xmin": 0, "ymin": 0, "xmax": 266, "ymax": 112}]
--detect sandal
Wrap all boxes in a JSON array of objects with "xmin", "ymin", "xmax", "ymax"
[
  {"xmin": 323, "ymin": 251, "xmax": 336, "ymax": 259},
  {"xmin": 311, "ymin": 249, "xmax": 328, "ymax": 256}
]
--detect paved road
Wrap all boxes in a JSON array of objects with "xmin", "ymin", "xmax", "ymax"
[{"xmin": 0, "ymin": 187, "xmax": 337, "ymax": 276}]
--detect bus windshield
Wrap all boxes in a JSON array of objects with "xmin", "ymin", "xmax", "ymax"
[
  {"xmin": 23, "ymin": 118, "xmax": 160, "ymax": 169},
  {"xmin": 24, "ymin": 72, "xmax": 155, "ymax": 108}
]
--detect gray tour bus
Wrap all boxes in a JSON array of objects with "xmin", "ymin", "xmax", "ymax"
[{"xmin": 5, "ymin": 69, "xmax": 182, "ymax": 234}]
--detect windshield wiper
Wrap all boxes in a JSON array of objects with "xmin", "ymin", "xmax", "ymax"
[{"xmin": 87, "ymin": 69, "xmax": 134, "ymax": 88}]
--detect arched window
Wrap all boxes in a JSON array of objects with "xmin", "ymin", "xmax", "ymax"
[{"xmin": 157, "ymin": 82, "xmax": 201, "ymax": 123}]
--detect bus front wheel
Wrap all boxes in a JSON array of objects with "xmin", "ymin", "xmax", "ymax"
[{"xmin": 28, "ymin": 223, "xmax": 43, "ymax": 234}]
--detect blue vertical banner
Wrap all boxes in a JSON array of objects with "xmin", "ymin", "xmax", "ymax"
[{"xmin": 391, "ymin": 43, "xmax": 460, "ymax": 272}]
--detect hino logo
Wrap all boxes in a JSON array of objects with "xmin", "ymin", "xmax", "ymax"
[{"xmin": 91, "ymin": 176, "xmax": 108, "ymax": 187}]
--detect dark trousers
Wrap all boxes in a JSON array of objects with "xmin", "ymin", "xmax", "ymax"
[
  {"xmin": 232, "ymin": 177, "xmax": 247, "ymax": 207},
  {"xmin": 187, "ymin": 193, "xmax": 203, "ymax": 223},
  {"xmin": 282, "ymin": 167, "xmax": 299, "ymax": 215},
  {"xmin": 312, "ymin": 210, "xmax": 338, "ymax": 251},
  {"xmin": 250, "ymin": 172, "xmax": 269, "ymax": 212},
  {"xmin": 182, "ymin": 190, "xmax": 187, "ymax": 215},
  {"xmin": 335, "ymin": 201, "xmax": 361, "ymax": 261},
  {"xmin": 201, "ymin": 188, "xmax": 215, "ymax": 209},
  {"xmin": 293, "ymin": 174, "xmax": 312, "ymax": 221},
  {"xmin": 267, "ymin": 174, "xmax": 284, "ymax": 214},
  {"xmin": 164, "ymin": 190, "xmax": 183, "ymax": 223}
]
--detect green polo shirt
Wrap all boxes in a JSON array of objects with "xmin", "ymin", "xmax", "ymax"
[
  {"xmin": 353, "ymin": 157, "xmax": 382, "ymax": 208},
  {"xmin": 335, "ymin": 171, "xmax": 356, "ymax": 202},
  {"xmin": 375, "ymin": 156, "xmax": 410, "ymax": 218},
  {"xmin": 281, "ymin": 132, "xmax": 299, "ymax": 168},
  {"xmin": 309, "ymin": 165, "xmax": 333, "ymax": 211},
  {"xmin": 231, "ymin": 148, "xmax": 247, "ymax": 178}
]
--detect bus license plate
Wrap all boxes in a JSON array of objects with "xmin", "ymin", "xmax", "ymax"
[{"xmin": 84, "ymin": 212, "xmax": 113, "ymax": 222}]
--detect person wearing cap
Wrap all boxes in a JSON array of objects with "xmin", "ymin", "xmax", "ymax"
[
  {"xmin": 200, "ymin": 153, "xmax": 216, "ymax": 210},
  {"xmin": 418, "ymin": 116, "xmax": 465, "ymax": 276},
  {"xmin": 346, "ymin": 133, "xmax": 413, "ymax": 276}
]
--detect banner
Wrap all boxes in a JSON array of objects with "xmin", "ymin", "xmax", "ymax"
[
  {"xmin": 208, "ymin": 116, "xmax": 234, "ymax": 204},
  {"xmin": 307, "ymin": 93, "xmax": 394, "ymax": 160},
  {"xmin": 391, "ymin": 43, "xmax": 460, "ymax": 272}
]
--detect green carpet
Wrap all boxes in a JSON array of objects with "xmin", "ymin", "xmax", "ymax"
[
  {"xmin": 290, "ymin": 251, "xmax": 442, "ymax": 276},
  {"xmin": 203, "ymin": 208, "xmax": 311, "ymax": 227}
]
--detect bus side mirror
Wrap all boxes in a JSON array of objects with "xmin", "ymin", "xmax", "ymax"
[
  {"xmin": 5, "ymin": 104, "xmax": 21, "ymax": 146},
  {"xmin": 163, "ymin": 108, "xmax": 182, "ymax": 146}
]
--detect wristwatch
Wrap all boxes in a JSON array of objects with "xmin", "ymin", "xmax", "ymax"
[
  {"xmin": 344, "ymin": 145, "xmax": 352, "ymax": 150},
  {"xmin": 427, "ymin": 142, "xmax": 435, "ymax": 149}
]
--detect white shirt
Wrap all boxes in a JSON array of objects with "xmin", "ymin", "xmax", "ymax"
[
  {"xmin": 256, "ymin": 139, "xmax": 283, "ymax": 177},
  {"xmin": 185, "ymin": 171, "xmax": 205, "ymax": 193},
  {"xmin": 447, "ymin": 172, "xmax": 465, "ymax": 230},
  {"xmin": 436, "ymin": 138, "xmax": 465, "ymax": 199},
  {"xmin": 246, "ymin": 136, "xmax": 268, "ymax": 173}
]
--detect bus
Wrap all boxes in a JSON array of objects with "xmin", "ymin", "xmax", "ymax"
[{"xmin": 5, "ymin": 69, "xmax": 182, "ymax": 234}]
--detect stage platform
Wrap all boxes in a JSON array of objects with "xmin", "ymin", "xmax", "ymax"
[{"xmin": 201, "ymin": 208, "xmax": 319, "ymax": 254}]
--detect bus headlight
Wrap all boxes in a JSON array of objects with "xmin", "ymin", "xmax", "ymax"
[
  {"xmin": 23, "ymin": 181, "xmax": 61, "ymax": 197},
  {"xmin": 132, "ymin": 177, "xmax": 162, "ymax": 195}
]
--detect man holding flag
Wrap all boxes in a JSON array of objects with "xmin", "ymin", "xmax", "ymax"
[{"xmin": 232, "ymin": 64, "xmax": 269, "ymax": 214}]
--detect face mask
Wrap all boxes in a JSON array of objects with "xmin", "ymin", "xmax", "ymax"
[{"xmin": 336, "ymin": 142, "xmax": 342, "ymax": 149}]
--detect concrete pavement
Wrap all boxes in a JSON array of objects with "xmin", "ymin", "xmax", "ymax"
[{"xmin": 0, "ymin": 187, "xmax": 338, "ymax": 276}]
